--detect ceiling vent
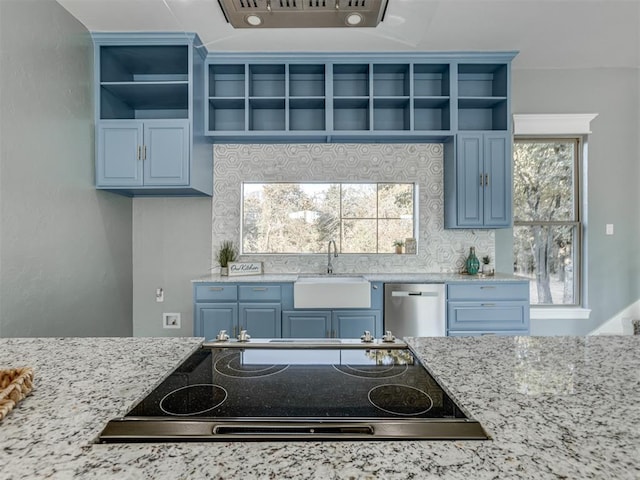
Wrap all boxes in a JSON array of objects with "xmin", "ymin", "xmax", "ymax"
[{"xmin": 217, "ymin": 0, "xmax": 389, "ymax": 28}]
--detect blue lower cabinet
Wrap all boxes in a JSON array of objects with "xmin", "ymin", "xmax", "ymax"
[
  {"xmin": 239, "ymin": 302, "xmax": 282, "ymax": 338},
  {"xmin": 446, "ymin": 281, "xmax": 530, "ymax": 336},
  {"xmin": 282, "ymin": 311, "xmax": 331, "ymax": 338},
  {"xmin": 332, "ymin": 310, "xmax": 381, "ymax": 338},
  {"xmin": 195, "ymin": 303, "xmax": 238, "ymax": 339},
  {"xmin": 282, "ymin": 310, "xmax": 382, "ymax": 338}
]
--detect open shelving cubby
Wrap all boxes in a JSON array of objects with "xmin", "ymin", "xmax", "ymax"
[
  {"xmin": 413, "ymin": 63, "xmax": 451, "ymax": 131},
  {"xmin": 99, "ymin": 45, "xmax": 189, "ymax": 120},
  {"xmin": 248, "ymin": 64, "xmax": 285, "ymax": 131},
  {"xmin": 208, "ymin": 64, "xmax": 246, "ymax": 132},
  {"xmin": 372, "ymin": 64, "xmax": 410, "ymax": 131},
  {"xmin": 333, "ymin": 64, "xmax": 371, "ymax": 131},
  {"xmin": 289, "ymin": 64, "xmax": 326, "ymax": 131},
  {"xmin": 457, "ymin": 63, "xmax": 508, "ymax": 131}
]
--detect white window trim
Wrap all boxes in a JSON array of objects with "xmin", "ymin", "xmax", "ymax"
[
  {"xmin": 530, "ymin": 307, "xmax": 591, "ymax": 320},
  {"xmin": 513, "ymin": 114, "xmax": 598, "ymax": 136},
  {"xmin": 513, "ymin": 113, "xmax": 598, "ymax": 321}
]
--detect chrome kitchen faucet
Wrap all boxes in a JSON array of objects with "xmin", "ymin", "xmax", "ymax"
[{"xmin": 327, "ymin": 240, "xmax": 338, "ymax": 274}]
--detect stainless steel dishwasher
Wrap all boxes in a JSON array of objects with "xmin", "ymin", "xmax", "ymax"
[{"xmin": 384, "ymin": 284, "xmax": 446, "ymax": 337}]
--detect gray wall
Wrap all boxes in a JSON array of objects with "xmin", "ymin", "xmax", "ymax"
[
  {"xmin": 0, "ymin": 0, "xmax": 133, "ymax": 337},
  {"xmin": 132, "ymin": 198, "xmax": 211, "ymax": 336}
]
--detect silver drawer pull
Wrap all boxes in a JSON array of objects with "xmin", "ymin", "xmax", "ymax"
[
  {"xmin": 480, "ymin": 286, "xmax": 496, "ymax": 290},
  {"xmin": 252, "ymin": 287, "xmax": 267, "ymax": 291},
  {"xmin": 481, "ymin": 303, "xmax": 496, "ymax": 307},
  {"xmin": 481, "ymin": 333, "xmax": 497, "ymax": 336},
  {"xmin": 209, "ymin": 287, "xmax": 224, "ymax": 291}
]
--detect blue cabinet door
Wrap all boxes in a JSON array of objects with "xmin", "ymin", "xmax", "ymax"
[
  {"xmin": 332, "ymin": 310, "xmax": 381, "ymax": 338},
  {"xmin": 143, "ymin": 120, "xmax": 190, "ymax": 186},
  {"xmin": 282, "ymin": 311, "xmax": 331, "ymax": 338},
  {"xmin": 456, "ymin": 134, "xmax": 484, "ymax": 227},
  {"xmin": 97, "ymin": 120, "xmax": 190, "ymax": 187},
  {"xmin": 97, "ymin": 121, "xmax": 143, "ymax": 186},
  {"xmin": 483, "ymin": 133, "xmax": 511, "ymax": 227},
  {"xmin": 454, "ymin": 133, "xmax": 511, "ymax": 228},
  {"xmin": 196, "ymin": 303, "xmax": 238, "ymax": 339},
  {"xmin": 239, "ymin": 302, "xmax": 282, "ymax": 338}
]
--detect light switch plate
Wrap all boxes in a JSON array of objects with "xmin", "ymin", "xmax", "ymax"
[{"xmin": 606, "ymin": 224, "xmax": 614, "ymax": 235}]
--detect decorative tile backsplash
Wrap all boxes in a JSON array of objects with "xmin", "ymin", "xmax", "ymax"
[{"xmin": 211, "ymin": 144, "xmax": 494, "ymax": 274}]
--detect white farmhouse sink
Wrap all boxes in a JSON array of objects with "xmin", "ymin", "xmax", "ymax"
[{"xmin": 294, "ymin": 276, "xmax": 371, "ymax": 309}]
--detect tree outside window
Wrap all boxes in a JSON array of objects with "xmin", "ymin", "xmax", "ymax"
[{"xmin": 513, "ymin": 139, "xmax": 580, "ymax": 305}]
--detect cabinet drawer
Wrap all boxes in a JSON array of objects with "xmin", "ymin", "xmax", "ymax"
[
  {"xmin": 448, "ymin": 330, "xmax": 528, "ymax": 337},
  {"xmin": 447, "ymin": 282, "xmax": 528, "ymax": 301},
  {"xmin": 239, "ymin": 285, "xmax": 282, "ymax": 302},
  {"xmin": 195, "ymin": 284, "xmax": 238, "ymax": 301},
  {"xmin": 447, "ymin": 302, "xmax": 528, "ymax": 331}
]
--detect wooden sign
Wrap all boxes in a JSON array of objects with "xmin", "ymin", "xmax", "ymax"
[{"xmin": 228, "ymin": 262, "xmax": 263, "ymax": 276}]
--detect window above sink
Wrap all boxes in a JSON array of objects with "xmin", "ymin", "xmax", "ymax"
[{"xmin": 241, "ymin": 182, "xmax": 416, "ymax": 255}]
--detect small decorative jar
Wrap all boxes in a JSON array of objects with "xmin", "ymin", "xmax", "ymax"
[{"xmin": 465, "ymin": 247, "xmax": 480, "ymax": 275}]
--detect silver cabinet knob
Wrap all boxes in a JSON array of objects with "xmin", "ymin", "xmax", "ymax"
[
  {"xmin": 361, "ymin": 331, "xmax": 374, "ymax": 343},
  {"xmin": 237, "ymin": 329, "xmax": 251, "ymax": 342},
  {"xmin": 215, "ymin": 330, "xmax": 230, "ymax": 342},
  {"xmin": 382, "ymin": 330, "xmax": 396, "ymax": 343}
]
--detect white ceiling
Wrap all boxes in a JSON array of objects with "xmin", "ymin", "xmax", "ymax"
[{"xmin": 55, "ymin": 0, "xmax": 640, "ymax": 69}]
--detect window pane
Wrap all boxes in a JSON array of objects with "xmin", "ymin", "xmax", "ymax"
[
  {"xmin": 378, "ymin": 183, "xmax": 414, "ymax": 218},
  {"xmin": 243, "ymin": 183, "xmax": 338, "ymax": 254},
  {"xmin": 341, "ymin": 184, "xmax": 377, "ymax": 218},
  {"xmin": 341, "ymin": 219, "xmax": 377, "ymax": 253},
  {"xmin": 378, "ymin": 219, "xmax": 414, "ymax": 253},
  {"xmin": 513, "ymin": 141, "xmax": 576, "ymax": 221},
  {"xmin": 513, "ymin": 224, "xmax": 577, "ymax": 305}
]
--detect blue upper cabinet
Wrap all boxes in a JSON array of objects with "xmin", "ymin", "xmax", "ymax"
[
  {"xmin": 92, "ymin": 33, "xmax": 212, "ymax": 197},
  {"xmin": 204, "ymin": 52, "xmax": 516, "ymax": 143},
  {"xmin": 444, "ymin": 60, "xmax": 513, "ymax": 229},
  {"xmin": 444, "ymin": 132, "xmax": 511, "ymax": 228}
]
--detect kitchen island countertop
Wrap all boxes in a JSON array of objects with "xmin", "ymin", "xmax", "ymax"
[{"xmin": 1, "ymin": 335, "xmax": 638, "ymax": 479}]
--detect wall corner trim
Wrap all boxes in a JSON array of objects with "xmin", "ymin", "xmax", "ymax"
[{"xmin": 513, "ymin": 113, "xmax": 599, "ymax": 135}]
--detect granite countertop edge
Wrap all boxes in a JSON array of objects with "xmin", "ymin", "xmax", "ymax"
[{"xmin": 192, "ymin": 272, "xmax": 525, "ymax": 283}]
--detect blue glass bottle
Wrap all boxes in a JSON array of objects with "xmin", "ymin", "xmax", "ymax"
[{"xmin": 466, "ymin": 247, "xmax": 480, "ymax": 275}]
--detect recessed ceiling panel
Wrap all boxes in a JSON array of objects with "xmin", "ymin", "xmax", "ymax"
[{"xmin": 217, "ymin": 0, "xmax": 389, "ymax": 28}]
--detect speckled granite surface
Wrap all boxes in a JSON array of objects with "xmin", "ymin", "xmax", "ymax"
[
  {"xmin": 192, "ymin": 272, "xmax": 524, "ymax": 283},
  {"xmin": 1, "ymin": 335, "xmax": 639, "ymax": 479}
]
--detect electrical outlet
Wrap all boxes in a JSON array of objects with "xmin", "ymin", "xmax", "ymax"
[
  {"xmin": 606, "ymin": 224, "xmax": 614, "ymax": 235},
  {"xmin": 156, "ymin": 288, "xmax": 164, "ymax": 302},
  {"xmin": 162, "ymin": 313, "xmax": 181, "ymax": 329}
]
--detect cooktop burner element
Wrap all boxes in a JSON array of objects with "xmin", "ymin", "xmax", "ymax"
[
  {"xmin": 332, "ymin": 347, "xmax": 411, "ymax": 379},
  {"xmin": 100, "ymin": 340, "xmax": 489, "ymax": 442},
  {"xmin": 159, "ymin": 384, "xmax": 227, "ymax": 416},
  {"xmin": 333, "ymin": 363, "xmax": 408, "ymax": 379},
  {"xmin": 214, "ymin": 351, "xmax": 289, "ymax": 378},
  {"xmin": 368, "ymin": 384, "xmax": 434, "ymax": 416}
]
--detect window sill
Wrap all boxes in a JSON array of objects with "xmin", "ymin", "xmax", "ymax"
[{"xmin": 530, "ymin": 307, "xmax": 591, "ymax": 320}]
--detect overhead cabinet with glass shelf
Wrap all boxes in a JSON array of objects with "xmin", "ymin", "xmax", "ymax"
[
  {"xmin": 93, "ymin": 33, "xmax": 212, "ymax": 196},
  {"xmin": 204, "ymin": 52, "xmax": 516, "ymax": 142}
]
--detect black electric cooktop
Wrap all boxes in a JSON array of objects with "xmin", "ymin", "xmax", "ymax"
[{"xmin": 99, "ymin": 339, "xmax": 488, "ymax": 442}]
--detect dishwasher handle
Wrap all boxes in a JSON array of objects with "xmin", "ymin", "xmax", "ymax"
[{"xmin": 391, "ymin": 291, "xmax": 439, "ymax": 297}]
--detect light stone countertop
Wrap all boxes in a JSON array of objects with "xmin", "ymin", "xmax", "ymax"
[
  {"xmin": 192, "ymin": 272, "xmax": 525, "ymax": 283},
  {"xmin": 1, "ymin": 335, "xmax": 639, "ymax": 479}
]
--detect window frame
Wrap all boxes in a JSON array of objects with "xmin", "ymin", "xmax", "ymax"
[
  {"xmin": 512, "ymin": 136, "xmax": 582, "ymax": 307},
  {"xmin": 240, "ymin": 181, "xmax": 417, "ymax": 255}
]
